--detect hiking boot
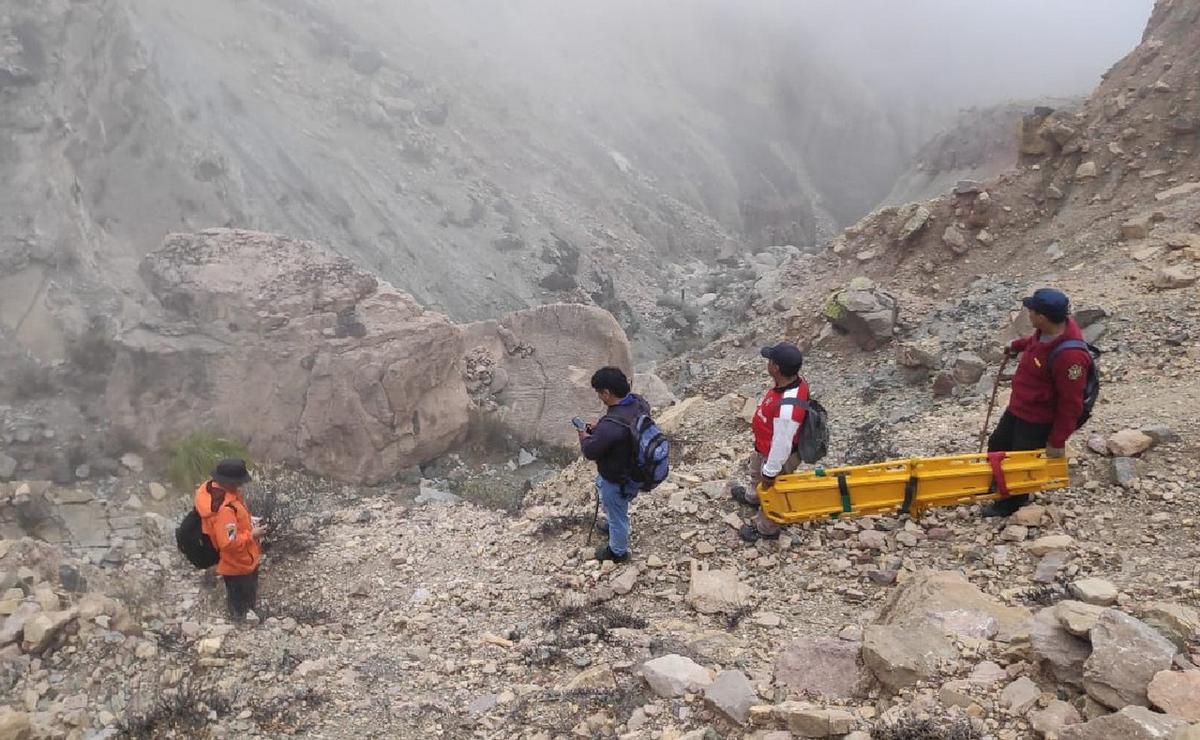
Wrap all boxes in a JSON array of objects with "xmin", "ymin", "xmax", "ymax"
[
  {"xmin": 729, "ymin": 485, "xmax": 755, "ymax": 507},
  {"xmin": 738, "ymin": 523, "xmax": 779, "ymax": 543},
  {"xmin": 594, "ymin": 545, "xmax": 630, "ymax": 563},
  {"xmin": 981, "ymin": 495, "xmax": 1031, "ymax": 518}
]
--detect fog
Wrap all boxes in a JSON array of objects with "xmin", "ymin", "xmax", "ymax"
[{"xmin": 378, "ymin": 0, "xmax": 1154, "ymax": 112}]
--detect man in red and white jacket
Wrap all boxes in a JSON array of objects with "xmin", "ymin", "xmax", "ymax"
[
  {"xmin": 730, "ymin": 342, "xmax": 809, "ymax": 542},
  {"xmin": 984, "ymin": 287, "xmax": 1091, "ymax": 517}
]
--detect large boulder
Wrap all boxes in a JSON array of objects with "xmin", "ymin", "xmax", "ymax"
[
  {"xmin": 106, "ymin": 230, "xmax": 632, "ymax": 482},
  {"xmin": 1059, "ymin": 706, "xmax": 1189, "ymax": 740},
  {"xmin": 1142, "ymin": 602, "xmax": 1200, "ymax": 650},
  {"xmin": 460, "ymin": 303, "xmax": 632, "ymax": 449},
  {"xmin": 862, "ymin": 570, "xmax": 1030, "ymax": 689},
  {"xmin": 1024, "ymin": 607, "xmax": 1092, "ymax": 687},
  {"xmin": 862, "ymin": 624, "xmax": 957, "ymax": 690},
  {"xmin": 1084, "ymin": 609, "xmax": 1177, "ymax": 709},
  {"xmin": 823, "ymin": 278, "xmax": 899, "ymax": 350},
  {"xmin": 107, "ymin": 230, "xmax": 470, "ymax": 483},
  {"xmin": 875, "ymin": 570, "xmax": 1031, "ymax": 642}
]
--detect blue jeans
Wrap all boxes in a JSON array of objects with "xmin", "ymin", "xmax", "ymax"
[{"xmin": 597, "ymin": 476, "xmax": 635, "ymax": 555}]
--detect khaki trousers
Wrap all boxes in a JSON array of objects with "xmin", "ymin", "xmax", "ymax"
[{"xmin": 741, "ymin": 450, "xmax": 799, "ymax": 536}]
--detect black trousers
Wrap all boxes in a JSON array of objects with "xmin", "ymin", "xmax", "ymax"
[
  {"xmin": 223, "ymin": 570, "xmax": 259, "ymax": 619},
  {"xmin": 987, "ymin": 410, "xmax": 1052, "ymax": 453},
  {"xmin": 986, "ymin": 410, "xmax": 1052, "ymax": 510}
]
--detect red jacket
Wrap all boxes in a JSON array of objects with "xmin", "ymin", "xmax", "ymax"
[
  {"xmin": 752, "ymin": 378, "xmax": 809, "ymax": 476},
  {"xmin": 195, "ymin": 481, "xmax": 261, "ymax": 576},
  {"xmin": 1007, "ymin": 317, "xmax": 1091, "ymax": 448}
]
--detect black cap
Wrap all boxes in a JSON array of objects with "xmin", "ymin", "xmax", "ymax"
[
  {"xmin": 212, "ymin": 458, "xmax": 252, "ymax": 487},
  {"xmin": 760, "ymin": 342, "xmax": 804, "ymax": 373},
  {"xmin": 1021, "ymin": 288, "xmax": 1070, "ymax": 323}
]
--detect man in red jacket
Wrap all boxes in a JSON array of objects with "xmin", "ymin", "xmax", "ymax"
[
  {"xmin": 983, "ymin": 288, "xmax": 1091, "ymax": 517},
  {"xmin": 730, "ymin": 342, "xmax": 809, "ymax": 542}
]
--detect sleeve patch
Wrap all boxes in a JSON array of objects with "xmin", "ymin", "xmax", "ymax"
[
  {"xmin": 1067, "ymin": 364, "xmax": 1083, "ymax": 381},
  {"xmin": 225, "ymin": 522, "xmax": 237, "ymax": 542}
]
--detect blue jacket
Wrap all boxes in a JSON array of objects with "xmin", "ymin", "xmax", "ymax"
[{"xmin": 580, "ymin": 394, "xmax": 651, "ymax": 484}]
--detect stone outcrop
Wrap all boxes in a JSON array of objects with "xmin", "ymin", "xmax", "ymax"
[
  {"xmin": 1083, "ymin": 609, "xmax": 1177, "ymax": 709},
  {"xmin": 823, "ymin": 278, "xmax": 899, "ymax": 350},
  {"xmin": 1059, "ymin": 706, "xmax": 1189, "ymax": 740},
  {"xmin": 107, "ymin": 230, "xmax": 471, "ymax": 484},
  {"xmin": 461, "ymin": 303, "xmax": 633, "ymax": 450},
  {"xmin": 106, "ymin": 230, "xmax": 632, "ymax": 483},
  {"xmin": 862, "ymin": 570, "xmax": 1031, "ymax": 689}
]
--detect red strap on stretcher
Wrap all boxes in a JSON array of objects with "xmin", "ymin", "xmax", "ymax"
[{"xmin": 988, "ymin": 451, "xmax": 1009, "ymax": 497}]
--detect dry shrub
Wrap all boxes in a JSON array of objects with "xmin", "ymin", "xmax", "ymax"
[
  {"xmin": 875, "ymin": 713, "xmax": 980, "ymax": 740},
  {"xmin": 250, "ymin": 484, "xmax": 313, "ymax": 558},
  {"xmin": 121, "ymin": 675, "xmax": 232, "ymax": 739}
]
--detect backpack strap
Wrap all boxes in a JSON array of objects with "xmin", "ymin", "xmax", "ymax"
[
  {"xmin": 779, "ymin": 399, "xmax": 813, "ymax": 409},
  {"xmin": 601, "ymin": 414, "xmax": 643, "ymax": 487},
  {"xmin": 1047, "ymin": 339, "xmax": 1096, "ymax": 370}
]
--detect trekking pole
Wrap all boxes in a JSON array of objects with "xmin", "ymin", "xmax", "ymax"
[
  {"xmin": 586, "ymin": 484, "xmax": 600, "ymax": 546},
  {"xmin": 978, "ymin": 355, "xmax": 1011, "ymax": 453}
]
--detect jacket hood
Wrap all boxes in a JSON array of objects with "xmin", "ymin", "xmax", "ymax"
[{"xmin": 194, "ymin": 481, "xmax": 238, "ymax": 519}]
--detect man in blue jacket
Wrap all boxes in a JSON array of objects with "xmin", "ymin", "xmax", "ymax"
[{"xmin": 578, "ymin": 366, "xmax": 650, "ymax": 563}]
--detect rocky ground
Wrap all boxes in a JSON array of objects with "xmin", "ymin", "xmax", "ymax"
[
  {"xmin": 3, "ymin": 1, "xmax": 1200, "ymax": 739},
  {"xmin": 1, "ymin": 363, "xmax": 1198, "ymax": 739}
]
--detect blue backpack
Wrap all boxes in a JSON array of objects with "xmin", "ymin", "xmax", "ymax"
[{"xmin": 617, "ymin": 414, "xmax": 670, "ymax": 491}]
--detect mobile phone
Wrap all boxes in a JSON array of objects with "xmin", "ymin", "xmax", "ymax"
[{"xmin": 571, "ymin": 417, "xmax": 587, "ymax": 430}]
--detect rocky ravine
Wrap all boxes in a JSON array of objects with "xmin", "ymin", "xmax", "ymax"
[
  {"xmin": 0, "ymin": 0, "xmax": 955, "ymax": 365},
  {"xmin": 3, "ymin": 2, "xmax": 1200, "ymax": 740}
]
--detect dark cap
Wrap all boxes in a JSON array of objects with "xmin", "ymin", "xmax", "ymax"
[
  {"xmin": 212, "ymin": 458, "xmax": 252, "ymax": 487},
  {"xmin": 760, "ymin": 342, "xmax": 804, "ymax": 373},
  {"xmin": 1021, "ymin": 288, "xmax": 1070, "ymax": 322}
]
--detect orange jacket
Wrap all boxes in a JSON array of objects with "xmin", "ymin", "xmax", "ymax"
[{"xmin": 194, "ymin": 481, "xmax": 261, "ymax": 576}]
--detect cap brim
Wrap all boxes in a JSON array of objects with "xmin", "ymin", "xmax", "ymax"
[
  {"xmin": 1021, "ymin": 297, "xmax": 1037, "ymax": 309},
  {"xmin": 759, "ymin": 346, "xmax": 774, "ymax": 359}
]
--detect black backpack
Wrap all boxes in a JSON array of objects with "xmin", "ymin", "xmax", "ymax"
[
  {"xmin": 783, "ymin": 396, "xmax": 830, "ymax": 464},
  {"xmin": 1047, "ymin": 339, "xmax": 1101, "ymax": 427},
  {"xmin": 176, "ymin": 508, "xmax": 220, "ymax": 569}
]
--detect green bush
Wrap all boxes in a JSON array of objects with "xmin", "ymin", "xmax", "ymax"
[{"xmin": 166, "ymin": 431, "xmax": 252, "ymax": 490}]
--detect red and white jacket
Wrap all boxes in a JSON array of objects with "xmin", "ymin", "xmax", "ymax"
[{"xmin": 752, "ymin": 378, "xmax": 809, "ymax": 477}]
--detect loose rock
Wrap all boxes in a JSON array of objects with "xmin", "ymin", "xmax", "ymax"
[
  {"xmin": 1084, "ymin": 609, "xmax": 1177, "ymax": 708},
  {"xmin": 1001, "ymin": 676, "xmax": 1041, "ymax": 715},
  {"xmin": 1147, "ymin": 670, "xmax": 1200, "ymax": 721},
  {"xmin": 1059, "ymin": 705, "xmax": 1188, "ymax": 740},
  {"xmin": 774, "ymin": 637, "xmax": 864, "ymax": 699},
  {"xmin": 1030, "ymin": 699, "xmax": 1082, "ymax": 737},
  {"xmin": 1069, "ymin": 578, "xmax": 1118, "ymax": 606},
  {"xmin": 642, "ymin": 654, "xmax": 713, "ymax": 698},
  {"xmin": 704, "ymin": 670, "xmax": 757, "ymax": 725},
  {"xmin": 1107, "ymin": 429, "xmax": 1154, "ymax": 457}
]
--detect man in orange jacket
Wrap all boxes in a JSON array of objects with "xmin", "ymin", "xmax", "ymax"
[{"xmin": 195, "ymin": 458, "xmax": 265, "ymax": 621}]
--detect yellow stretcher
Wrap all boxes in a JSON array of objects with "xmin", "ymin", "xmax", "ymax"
[{"xmin": 758, "ymin": 450, "xmax": 1070, "ymax": 524}]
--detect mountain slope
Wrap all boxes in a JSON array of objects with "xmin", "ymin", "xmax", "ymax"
[{"xmin": 0, "ymin": 0, "xmax": 962, "ymax": 364}]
